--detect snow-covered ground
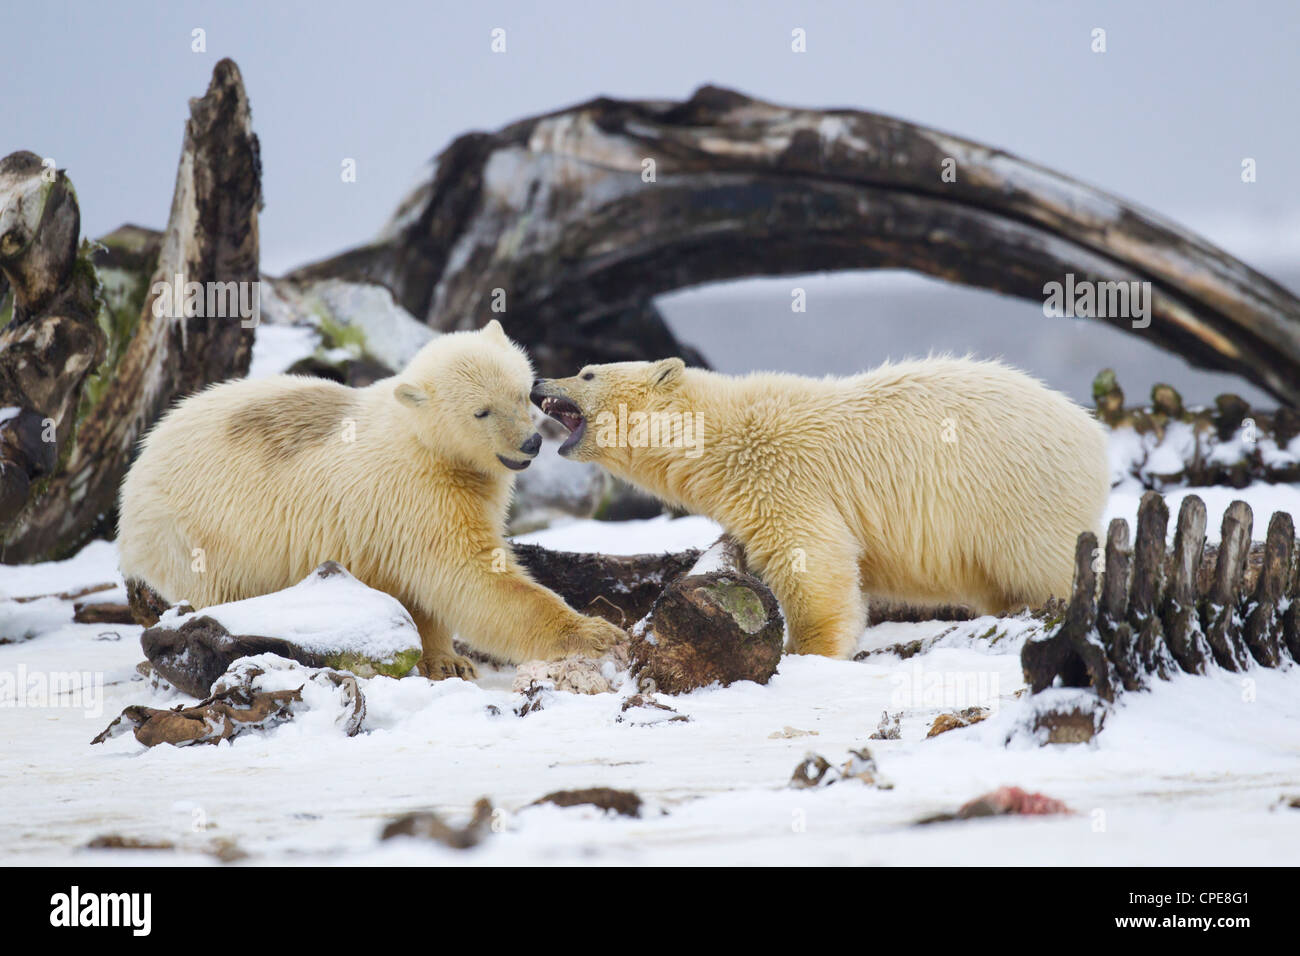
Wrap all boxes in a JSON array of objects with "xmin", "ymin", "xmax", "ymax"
[{"xmin": 2, "ymin": 491, "xmax": 1299, "ymax": 866}]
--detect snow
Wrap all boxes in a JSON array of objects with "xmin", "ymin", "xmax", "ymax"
[
  {"xmin": 157, "ymin": 565, "xmax": 420, "ymax": 663},
  {"xmin": 246, "ymin": 324, "xmax": 321, "ymax": 380},
  {"xmin": 2, "ymin": 485, "xmax": 1298, "ymax": 865}
]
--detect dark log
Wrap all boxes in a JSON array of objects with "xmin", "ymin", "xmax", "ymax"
[
  {"xmin": 1130, "ymin": 491, "xmax": 1176, "ymax": 679},
  {"xmin": 1242, "ymin": 511, "xmax": 1293, "ymax": 667},
  {"xmin": 630, "ymin": 535, "xmax": 784, "ymax": 695},
  {"xmin": 1021, "ymin": 531, "xmax": 1116, "ymax": 701},
  {"xmin": 1284, "ymin": 546, "xmax": 1300, "ymax": 663},
  {"xmin": 512, "ymin": 542, "xmax": 701, "ymax": 627},
  {"xmin": 290, "ymin": 86, "xmax": 1300, "ymax": 399},
  {"xmin": 0, "ymin": 59, "xmax": 259, "ymax": 561},
  {"xmin": 1202, "ymin": 500, "xmax": 1254, "ymax": 671},
  {"xmin": 1098, "ymin": 518, "xmax": 1141, "ymax": 690},
  {"xmin": 1161, "ymin": 495, "xmax": 1211, "ymax": 673}
]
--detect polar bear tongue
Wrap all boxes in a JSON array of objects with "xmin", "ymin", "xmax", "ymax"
[{"xmin": 558, "ymin": 417, "xmax": 586, "ymax": 454}]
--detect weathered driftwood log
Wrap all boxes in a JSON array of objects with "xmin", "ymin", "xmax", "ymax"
[
  {"xmin": 1025, "ymin": 497, "xmax": 1299, "ymax": 706},
  {"xmin": 1021, "ymin": 531, "xmax": 1116, "ymax": 701},
  {"xmin": 630, "ymin": 535, "xmax": 784, "ymax": 695},
  {"xmin": 1131, "ymin": 492, "xmax": 1177, "ymax": 679},
  {"xmin": 1203, "ymin": 500, "xmax": 1254, "ymax": 671},
  {"xmin": 1285, "ymin": 548, "xmax": 1300, "ymax": 663},
  {"xmin": 0, "ymin": 59, "xmax": 259, "ymax": 561},
  {"xmin": 290, "ymin": 85, "xmax": 1300, "ymax": 399},
  {"xmin": 1242, "ymin": 510, "xmax": 1292, "ymax": 667},
  {"xmin": 0, "ymin": 153, "xmax": 104, "ymax": 534},
  {"xmin": 1161, "ymin": 495, "xmax": 1211, "ymax": 673},
  {"xmin": 1098, "ymin": 518, "xmax": 1141, "ymax": 690}
]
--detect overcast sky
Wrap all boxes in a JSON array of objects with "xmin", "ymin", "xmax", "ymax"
[{"xmin": 6, "ymin": 0, "xmax": 1298, "ymax": 276}]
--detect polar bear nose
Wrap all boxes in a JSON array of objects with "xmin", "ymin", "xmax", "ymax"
[{"xmin": 519, "ymin": 432, "xmax": 542, "ymax": 456}]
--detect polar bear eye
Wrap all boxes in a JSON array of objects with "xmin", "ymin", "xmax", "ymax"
[
  {"xmin": 474, "ymin": 408, "xmax": 490, "ymax": 419},
  {"xmin": 581, "ymin": 372, "xmax": 595, "ymax": 381}
]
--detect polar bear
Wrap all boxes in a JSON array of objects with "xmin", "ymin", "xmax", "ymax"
[
  {"xmin": 532, "ymin": 355, "xmax": 1109, "ymax": 658},
  {"xmin": 118, "ymin": 320, "xmax": 624, "ymax": 679}
]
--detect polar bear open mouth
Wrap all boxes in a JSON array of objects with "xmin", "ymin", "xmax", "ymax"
[{"xmin": 539, "ymin": 396, "xmax": 586, "ymax": 453}]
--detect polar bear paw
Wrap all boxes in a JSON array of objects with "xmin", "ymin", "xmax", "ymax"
[
  {"xmin": 556, "ymin": 615, "xmax": 626, "ymax": 659},
  {"xmin": 418, "ymin": 651, "xmax": 480, "ymax": 681}
]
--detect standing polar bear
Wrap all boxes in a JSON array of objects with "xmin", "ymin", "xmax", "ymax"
[
  {"xmin": 118, "ymin": 320, "xmax": 624, "ymax": 678},
  {"xmin": 532, "ymin": 355, "xmax": 1109, "ymax": 658}
]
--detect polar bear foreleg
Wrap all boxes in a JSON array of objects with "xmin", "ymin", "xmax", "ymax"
[
  {"xmin": 408, "ymin": 606, "xmax": 479, "ymax": 681},
  {"xmin": 746, "ymin": 524, "xmax": 866, "ymax": 659}
]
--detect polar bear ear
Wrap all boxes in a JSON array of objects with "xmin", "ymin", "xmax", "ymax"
[
  {"xmin": 481, "ymin": 319, "xmax": 508, "ymax": 343},
  {"xmin": 650, "ymin": 357, "xmax": 685, "ymax": 390},
  {"xmin": 394, "ymin": 383, "xmax": 429, "ymax": 408}
]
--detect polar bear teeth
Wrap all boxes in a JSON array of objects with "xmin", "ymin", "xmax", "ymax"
[{"xmin": 541, "ymin": 396, "xmax": 584, "ymax": 433}]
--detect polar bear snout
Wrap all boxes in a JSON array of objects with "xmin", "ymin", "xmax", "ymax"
[
  {"xmin": 531, "ymin": 380, "xmax": 590, "ymax": 457},
  {"xmin": 495, "ymin": 431, "xmax": 542, "ymax": 471}
]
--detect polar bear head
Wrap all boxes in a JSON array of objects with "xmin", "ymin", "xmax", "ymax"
[
  {"xmin": 530, "ymin": 357, "xmax": 699, "ymax": 466},
  {"xmin": 394, "ymin": 320, "xmax": 542, "ymax": 473}
]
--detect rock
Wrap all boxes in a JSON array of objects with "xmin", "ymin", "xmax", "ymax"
[
  {"xmin": 532, "ymin": 788, "xmax": 642, "ymax": 818},
  {"xmin": 381, "ymin": 798, "xmax": 494, "ymax": 849},
  {"xmin": 137, "ymin": 562, "xmax": 421, "ymax": 696},
  {"xmin": 630, "ymin": 536, "xmax": 784, "ymax": 695},
  {"xmin": 926, "ymin": 706, "xmax": 990, "ymax": 738},
  {"xmin": 92, "ymin": 654, "xmax": 365, "ymax": 747}
]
